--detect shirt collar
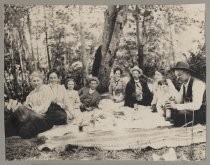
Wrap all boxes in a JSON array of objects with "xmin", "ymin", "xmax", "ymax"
[{"xmin": 89, "ymin": 88, "xmax": 95, "ymax": 94}]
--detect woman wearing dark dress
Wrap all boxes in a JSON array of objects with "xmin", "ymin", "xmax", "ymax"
[{"xmin": 79, "ymin": 77, "xmax": 101, "ymax": 112}]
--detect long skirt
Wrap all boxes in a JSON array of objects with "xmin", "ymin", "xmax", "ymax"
[{"xmin": 5, "ymin": 103, "xmax": 67, "ymax": 139}]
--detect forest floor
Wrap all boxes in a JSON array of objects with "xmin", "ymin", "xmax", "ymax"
[{"xmin": 5, "ymin": 136, "xmax": 206, "ymax": 161}]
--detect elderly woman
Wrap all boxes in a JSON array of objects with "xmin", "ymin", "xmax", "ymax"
[
  {"xmin": 46, "ymin": 69, "xmax": 73, "ymax": 122},
  {"xmin": 5, "ymin": 71, "xmax": 54, "ymax": 139},
  {"xmin": 109, "ymin": 67, "xmax": 126, "ymax": 103},
  {"xmin": 79, "ymin": 77, "xmax": 101, "ymax": 112}
]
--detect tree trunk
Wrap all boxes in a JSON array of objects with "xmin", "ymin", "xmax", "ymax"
[
  {"xmin": 165, "ymin": 7, "xmax": 175, "ymax": 66},
  {"xmin": 95, "ymin": 5, "xmax": 127, "ymax": 93},
  {"xmin": 168, "ymin": 20, "xmax": 175, "ymax": 65},
  {"xmin": 16, "ymin": 30, "xmax": 26, "ymax": 100},
  {"xmin": 79, "ymin": 6, "xmax": 88, "ymax": 86},
  {"xmin": 35, "ymin": 22, "xmax": 40, "ymax": 69},
  {"xmin": 135, "ymin": 5, "xmax": 145, "ymax": 70},
  {"xmin": 44, "ymin": 6, "xmax": 51, "ymax": 69},
  {"xmin": 27, "ymin": 9, "xmax": 37, "ymax": 70}
]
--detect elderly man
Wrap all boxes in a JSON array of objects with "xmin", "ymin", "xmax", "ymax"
[
  {"xmin": 165, "ymin": 61, "xmax": 206, "ymax": 126},
  {"xmin": 79, "ymin": 77, "xmax": 101, "ymax": 112},
  {"xmin": 124, "ymin": 66, "xmax": 153, "ymax": 108}
]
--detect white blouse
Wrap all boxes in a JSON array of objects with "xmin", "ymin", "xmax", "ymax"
[
  {"xmin": 24, "ymin": 84, "xmax": 53, "ymax": 114},
  {"xmin": 47, "ymin": 84, "xmax": 71, "ymax": 110}
]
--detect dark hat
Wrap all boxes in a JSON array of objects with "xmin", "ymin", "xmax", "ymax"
[
  {"xmin": 172, "ymin": 61, "xmax": 194, "ymax": 73},
  {"xmin": 88, "ymin": 76, "xmax": 100, "ymax": 84}
]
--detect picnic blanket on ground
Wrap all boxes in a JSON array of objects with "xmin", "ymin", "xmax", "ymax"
[{"xmin": 38, "ymin": 99, "xmax": 206, "ymax": 151}]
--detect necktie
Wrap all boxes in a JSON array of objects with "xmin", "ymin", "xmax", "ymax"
[
  {"xmin": 183, "ymin": 85, "xmax": 186, "ymax": 103},
  {"xmin": 115, "ymin": 79, "xmax": 120, "ymax": 86}
]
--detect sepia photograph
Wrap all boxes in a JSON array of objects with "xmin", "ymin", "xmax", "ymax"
[{"xmin": 4, "ymin": 4, "xmax": 206, "ymax": 161}]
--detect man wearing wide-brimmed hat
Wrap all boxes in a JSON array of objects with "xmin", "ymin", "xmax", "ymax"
[
  {"xmin": 78, "ymin": 76, "xmax": 101, "ymax": 112},
  {"xmin": 124, "ymin": 66, "xmax": 153, "ymax": 108},
  {"xmin": 165, "ymin": 61, "xmax": 206, "ymax": 126}
]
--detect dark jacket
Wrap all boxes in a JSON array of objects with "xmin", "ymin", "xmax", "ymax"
[
  {"xmin": 124, "ymin": 77, "xmax": 153, "ymax": 108},
  {"xmin": 78, "ymin": 87, "xmax": 101, "ymax": 109}
]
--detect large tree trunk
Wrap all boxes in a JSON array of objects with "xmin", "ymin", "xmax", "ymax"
[{"xmin": 95, "ymin": 5, "xmax": 127, "ymax": 93}]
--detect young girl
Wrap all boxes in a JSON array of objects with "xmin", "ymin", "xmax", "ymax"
[{"xmin": 65, "ymin": 78, "xmax": 81, "ymax": 111}]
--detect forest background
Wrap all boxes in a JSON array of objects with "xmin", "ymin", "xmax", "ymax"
[{"xmin": 4, "ymin": 4, "xmax": 206, "ymax": 102}]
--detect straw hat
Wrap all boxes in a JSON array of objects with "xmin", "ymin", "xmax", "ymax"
[{"xmin": 130, "ymin": 66, "xmax": 143, "ymax": 74}]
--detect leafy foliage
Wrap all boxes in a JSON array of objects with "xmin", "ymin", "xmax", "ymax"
[
  {"xmin": 188, "ymin": 45, "xmax": 206, "ymax": 81},
  {"xmin": 4, "ymin": 4, "xmax": 205, "ymax": 99}
]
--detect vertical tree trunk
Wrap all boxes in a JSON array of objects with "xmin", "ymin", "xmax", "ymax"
[
  {"xmin": 16, "ymin": 30, "xmax": 26, "ymax": 100},
  {"xmin": 168, "ymin": 22, "xmax": 175, "ymax": 65},
  {"xmin": 44, "ymin": 6, "xmax": 51, "ymax": 69},
  {"xmin": 135, "ymin": 5, "xmax": 145, "ymax": 70},
  {"xmin": 27, "ymin": 9, "xmax": 37, "ymax": 70},
  {"xmin": 166, "ymin": 7, "xmax": 175, "ymax": 65},
  {"xmin": 79, "ymin": 5, "xmax": 88, "ymax": 86},
  {"xmin": 35, "ymin": 22, "xmax": 40, "ymax": 69},
  {"xmin": 95, "ymin": 5, "xmax": 127, "ymax": 93}
]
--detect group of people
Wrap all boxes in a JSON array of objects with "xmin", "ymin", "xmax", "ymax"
[{"xmin": 5, "ymin": 61, "xmax": 206, "ymax": 139}]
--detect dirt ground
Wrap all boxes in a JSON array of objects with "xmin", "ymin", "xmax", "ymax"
[{"xmin": 5, "ymin": 136, "xmax": 206, "ymax": 161}]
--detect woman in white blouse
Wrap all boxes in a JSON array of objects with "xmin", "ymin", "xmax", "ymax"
[
  {"xmin": 5, "ymin": 71, "xmax": 54, "ymax": 138},
  {"xmin": 46, "ymin": 69, "xmax": 73, "ymax": 122}
]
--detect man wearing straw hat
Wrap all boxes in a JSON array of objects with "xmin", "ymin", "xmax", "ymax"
[
  {"xmin": 124, "ymin": 66, "xmax": 153, "ymax": 108},
  {"xmin": 165, "ymin": 61, "xmax": 206, "ymax": 126}
]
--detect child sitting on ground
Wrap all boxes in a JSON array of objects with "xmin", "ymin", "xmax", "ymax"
[
  {"xmin": 65, "ymin": 78, "xmax": 81, "ymax": 120},
  {"xmin": 151, "ymin": 71, "xmax": 178, "ymax": 120}
]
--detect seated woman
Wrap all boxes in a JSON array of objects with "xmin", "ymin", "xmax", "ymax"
[
  {"xmin": 109, "ymin": 67, "xmax": 126, "ymax": 103},
  {"xmin": 46, "ymin": 69, "xmax": 73, "ymax": 122},
  {"xmin": 65, "ymin": 78, "xmax": 81, "ymax": 116},
  {"xmin": 5, "ymin": 71, "xmax": 54, "ymax": 139},
  {"xmin": 79, "ymin": 77, "xmax": 101, "ymax": 112}
]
